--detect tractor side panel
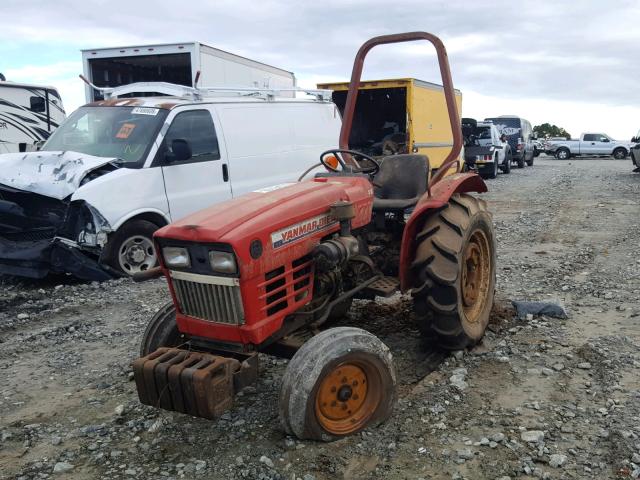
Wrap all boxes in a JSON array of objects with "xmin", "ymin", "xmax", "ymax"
[{"xmin": 398, "ymin": 173, "xmax": 487, "ymax": 291}]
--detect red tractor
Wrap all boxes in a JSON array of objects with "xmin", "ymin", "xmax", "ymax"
[{"xmin": 133, "ymin": 32, "xmax": 496, "ymax": 441}]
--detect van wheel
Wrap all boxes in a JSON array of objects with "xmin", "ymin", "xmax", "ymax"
[
  {"xmin": 103, "ymin": 219, "xmax": 160, "ymax": 276},
  {"xmin": 517, "ymin": 155, "xmax": 525, "ymax": 168}
]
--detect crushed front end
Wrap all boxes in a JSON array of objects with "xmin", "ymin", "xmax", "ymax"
[{"xmin": 0, "ymin": 183, "xmax": 113, "ymax": 280}]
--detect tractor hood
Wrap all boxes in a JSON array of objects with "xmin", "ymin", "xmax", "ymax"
[
  {"xmin": 156, "ymin": 177, "xmax": 374, "ymax": 253},
  {"xmin": 0, "ymin": 151, "xmax": 120, "ymax": 200}
]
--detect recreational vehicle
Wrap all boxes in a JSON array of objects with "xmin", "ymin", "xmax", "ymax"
[{"xmin": 0, "ymin": 77, "xmax": 66, "ymax": 153}]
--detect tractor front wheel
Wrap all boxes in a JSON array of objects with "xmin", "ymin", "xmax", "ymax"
[
  {"xmin": 412, "ymin": 194, "xmax": 496, "ymax": 350},
  {"xmin": 279, "ymin": 327, "xmax": 396, "ymax": 441},
  {"xmin": 140, "ymin": 302, "xmax": 183, "ymax": 356}
]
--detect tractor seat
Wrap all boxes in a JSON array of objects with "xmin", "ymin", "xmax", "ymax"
[{"xmin": 373, "ymin": 154, "xmax": 429, "ymax": 211}]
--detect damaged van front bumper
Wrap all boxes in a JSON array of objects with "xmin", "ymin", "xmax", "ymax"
[
  {"xmin": 0, "ymin": 184, "xmax": 115, "ymax": 281},
  {"xmin": 0, "ymin": 237, "xmax": 113, "ymax": 281}
]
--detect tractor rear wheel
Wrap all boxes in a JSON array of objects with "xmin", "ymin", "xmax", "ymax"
[
  {"xmin": 279, "ymin": 327, "xmax": 396, "ymax": 441},
  {"xmin": 140, "ymin": 302, "xmax": 184, "ymax": 356},
  {"xmin": 412, "ymin": 194, "xmax": 496, "ymax": 350}
]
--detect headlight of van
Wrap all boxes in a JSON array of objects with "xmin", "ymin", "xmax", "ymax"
[
  {"xmin": 209, "ymin": 251, "xmax": 237, "ymax": 274},
  {"xmin": 163, "ymin": 247, "xmax": 190, "ymax": 268}
]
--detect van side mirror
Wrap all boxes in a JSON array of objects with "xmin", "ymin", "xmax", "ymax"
[{"xmin": 166, "ymin": 139, "xmax": 192, "ymax": 163}]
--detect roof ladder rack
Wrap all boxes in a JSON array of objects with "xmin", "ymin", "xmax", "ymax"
[{"xmin": 79, "ymin": 75, "xmax": 333, "ymax": 101}]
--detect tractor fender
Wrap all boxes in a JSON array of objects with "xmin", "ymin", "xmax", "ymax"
[{"xmin": 399, "ymin": 173, "xmax": 487, "ymax": 291}]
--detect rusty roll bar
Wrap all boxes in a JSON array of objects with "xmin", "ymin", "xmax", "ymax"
[{"xmin": 338, "ymin": 32, "xmax": 463, "ymax": 190}]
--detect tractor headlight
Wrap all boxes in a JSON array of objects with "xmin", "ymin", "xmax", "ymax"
[
  {"xmin": 162, "ymin": 247, "xmax": 191, "ymax": 268},
  {"xmin": 209, "ymin": 251, "xmax": 237, "ymax": 274}
]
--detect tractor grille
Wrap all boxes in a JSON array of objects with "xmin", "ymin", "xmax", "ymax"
[
  {"xmin": 170, "ymin": 271, "xmax": 244, "ymax": 325},
  {"xmin": 261, "ymin": 254, "xmax": 313, "ymax": 317}
]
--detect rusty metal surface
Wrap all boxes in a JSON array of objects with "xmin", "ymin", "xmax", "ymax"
[
  {"xmin": 132, "ymin": 347, "xmax": 258, "ymax": 420},
  {"xmin": 338, "ymin": 32, "xmax": 462, "ymax": 187}
]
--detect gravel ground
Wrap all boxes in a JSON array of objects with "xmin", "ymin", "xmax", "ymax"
[{"xmin": 1, "ymin": 156, "xmax": 639, "ymax": 480}]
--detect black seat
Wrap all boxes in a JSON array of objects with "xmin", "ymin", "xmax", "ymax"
[{"xmin": 373, "ymin": 154, "xmax": 429, "ymax": 211}]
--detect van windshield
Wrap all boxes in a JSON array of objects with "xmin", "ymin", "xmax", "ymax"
[{"xmin": 42, "ymin": 106, "xmax": 168, "ymax": 168}]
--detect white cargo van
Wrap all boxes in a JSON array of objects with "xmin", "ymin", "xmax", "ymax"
[
  {"xmin": 0, "ymin": 82, "xmax": 340, "ymax": 280},
  {"xmin": 0, "ymin": 77, "xmax": 66, "ymax": 153}
]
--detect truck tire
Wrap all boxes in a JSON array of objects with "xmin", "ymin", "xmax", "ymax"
[
  {"xmin": 279, "ymin": 327, "xmax": 396, "ymax": 441},
  {"xmin": 487, "ymin": 155, "xmax": 498, "ymax": 179},
  {"xmin": 103, "ymin": 219, "xmax": 159, "ymax": 276},
  {"xmin": 613, "ymin": 147, "xmax": 627, "ymax": 160},
  {"xmin": 501, "ymin": 150, "xmax": 512, "ymax": 174},
  {"xmin": 140, "ymin": 302, "xmax": 183, "ymax": 356},
  {"xmin": 526, "ymin": 154, "xmax": 534, "ymax": 167},
  {"xmin": 517, "ymin": 154, "xmax": 525, "ymax": 168},
  {"xmin": 412, "ymin": 194, "xmax": 496, "ymax": 350},
  {"xmin": 556, "ymin": 148, "xmax": 571, "ymax": 160}
]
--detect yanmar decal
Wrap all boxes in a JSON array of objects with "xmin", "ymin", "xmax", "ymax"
[{"xmin": 271, "ymin": 213, "xmax": 337, "ymax": 249}]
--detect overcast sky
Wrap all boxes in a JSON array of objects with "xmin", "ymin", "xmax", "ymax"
[{"xmin": 2, "ymin": 0, "xmax": 639, "ymax": 139}]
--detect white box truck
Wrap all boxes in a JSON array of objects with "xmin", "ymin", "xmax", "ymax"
[{"xmin": 81, "ymin": 42, "xmax": 296, "ymax": 102}]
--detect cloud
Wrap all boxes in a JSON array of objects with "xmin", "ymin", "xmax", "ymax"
[{"xmin": 0, "ymin": 0, "xmax": 638, "ymax": 137}]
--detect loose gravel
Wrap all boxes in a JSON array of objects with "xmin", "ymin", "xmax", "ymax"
[{"xmin": 1, "ymin": 156, "xmax": 639, "ymax": 480}]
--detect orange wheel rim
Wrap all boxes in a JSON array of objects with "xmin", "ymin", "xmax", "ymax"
[
  {"xmin": 315, "ymin": 362, "xmax": 381, "ymax": 435},
  {"xmin": 461, "ymin": 229, "xmax": 491, "ymax": 324}
]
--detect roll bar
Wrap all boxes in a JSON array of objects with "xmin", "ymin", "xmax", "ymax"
[{"xmin": 338, "ymin": 32, "xmax": 463, "ymax": 189}]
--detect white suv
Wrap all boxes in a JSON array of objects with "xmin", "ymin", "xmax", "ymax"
[
  {"xmin": 463, "ymin": 121, "xmax": 512, "ymax": 179},
  {"xmin": 0, "ymin": 83, "xmax": 341, "ymax": 280}
]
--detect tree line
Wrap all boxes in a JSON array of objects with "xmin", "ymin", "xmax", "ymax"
[{"xmin": 533, "ymin": 123, "xmax": 571, "ymax": 139}]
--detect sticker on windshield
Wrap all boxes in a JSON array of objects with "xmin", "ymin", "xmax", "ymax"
[
  {"xmin": 116, "ymin": 123, "xmax": 136, "ymax": 139},
  {"xmin": 131, "ymin": 107, "xmax": 159, "ymax": 116},
  {"xmin": 253, "ymin": 183, "xmax": 294, "ymax": 193}
]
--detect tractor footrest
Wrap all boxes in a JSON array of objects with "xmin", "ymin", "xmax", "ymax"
[
  {"xmin": 132, "ymin": 347, "xmax": 257, "ymax": 420},
  {"xmin": 363, "ymin": 276, "xmax": 399, "ymax": 298}
]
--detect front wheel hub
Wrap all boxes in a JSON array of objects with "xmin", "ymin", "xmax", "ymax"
[{"xmin": 315, "ymin": 362, "xmax": 380, "ymax": 435}]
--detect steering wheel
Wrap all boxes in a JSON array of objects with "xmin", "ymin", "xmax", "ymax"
[{"xmin": 319, "ymin": 149, "xmax": 380, "ymax": 176}]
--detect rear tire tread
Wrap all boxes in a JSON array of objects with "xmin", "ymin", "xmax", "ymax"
[{"xmin": 411, "ymin": 193, "xmax": 496, "ymax": 350}]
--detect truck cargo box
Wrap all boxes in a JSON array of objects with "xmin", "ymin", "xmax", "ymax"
[
  {"xmin": 317, "ymin": 78, "xmax": 462, "ymax": 170},
  {"xmin": 82, "ymin": 42, "xmax": 296, "ymax": 102}
]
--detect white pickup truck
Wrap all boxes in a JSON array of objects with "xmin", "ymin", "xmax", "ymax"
[{"xmin": 547, "ymin": 133, "xmax": 631, "ymax": 160}]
